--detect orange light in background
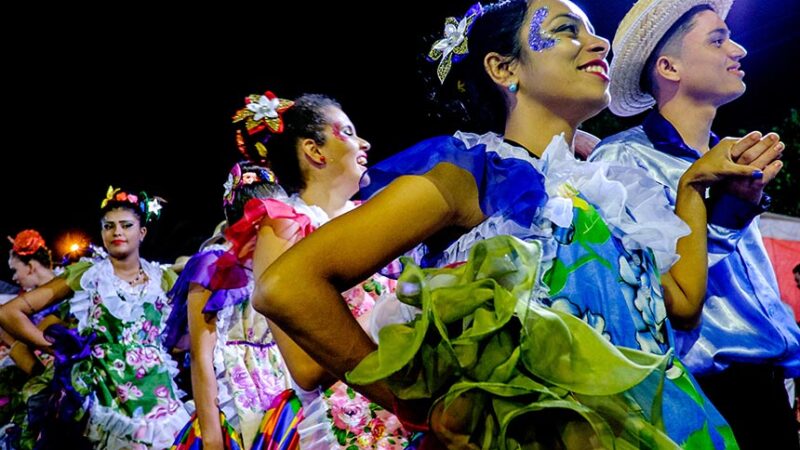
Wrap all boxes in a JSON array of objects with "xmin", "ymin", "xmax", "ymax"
[{"xmin": 55, "ymin": 230, "xmax": 92, "ymax": 263}]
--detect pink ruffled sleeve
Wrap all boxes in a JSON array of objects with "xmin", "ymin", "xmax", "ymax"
[{"xmin": 211, "ymin": 198, "xmax": 316, "ymax": 291}]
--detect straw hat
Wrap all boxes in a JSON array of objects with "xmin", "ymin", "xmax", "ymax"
[{"xmin": 608, "ymin": 0, "xmax": 733, "ymax": 116}]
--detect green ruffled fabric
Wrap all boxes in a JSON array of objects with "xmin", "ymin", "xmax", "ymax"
[
  {"xmin": 347, "ymin": 235, "xmax": 680, "ymax": 449},
  {"xmin": 61, "ymin": 260, "xmax": 93, "ymax": 292},
  {"xmin": 161, "ymin": 267, "xmax": 178, "ymax": 292}
]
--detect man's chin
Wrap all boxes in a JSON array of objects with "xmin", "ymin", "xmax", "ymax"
[{"xmin": 717, "ymin": 86, "xmax": 746, "ymax": 107}]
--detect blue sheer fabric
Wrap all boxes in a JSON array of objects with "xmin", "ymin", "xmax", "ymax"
[{"xmin": 361, "ymin": 135, "xmax": 548, "ymax": 229}]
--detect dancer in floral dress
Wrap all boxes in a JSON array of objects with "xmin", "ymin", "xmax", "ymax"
[
  {"xmin": 2, "ymin": 229, "xmax": 60, "ymax": 375},
  {"xmin": 0, "ymin": 187, "xmax": 189, "ymax": 449},
  {"xmin": 0, "ymin": 229, "xmax": 61, "ymax": 449},
  {"xmin": 220, "ymin": 91, "xmax": 418, "ymax": 449}
]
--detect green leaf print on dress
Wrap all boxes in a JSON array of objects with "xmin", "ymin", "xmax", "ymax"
[
  {"xmin": 542, "ymin": 186, "xmax": 669, "ymax": 354},
  {"xmin": 73, "ymin": 301, "xmax": 179, "ymax": 418},
  {"xmin": 544, "ymin": 189, "xmax": 613, "ymax": 298},
  {"xmin": 544, "ymin": 190, "xmax": 616, "ymax": 341},
  {"xmin": 63, "ymin": 259, "xmax": 189, "ymax": 449}
]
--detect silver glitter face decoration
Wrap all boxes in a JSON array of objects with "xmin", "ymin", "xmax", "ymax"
[{"xmin": 528, "ymin": 6, "xmax": 558, "ymax": 52}]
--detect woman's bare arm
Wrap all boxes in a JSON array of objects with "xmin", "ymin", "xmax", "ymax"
[
  {"xmin": 252, "ymin": 221, "xmax": 337, "ymax": 391},
  {"xmin": 664, "ymin": 136, "xmax": 764, "ymax": 328},
  {"xmin": 0, "ymin": 277, "xmax": 72, "ymax": 348},
  {"xmin": 254, "ymin": 164, "xmax": 483, "ymax": 409},
  {"xmin": 1, "ymin": 327, "xmax": 42, "ymax": 374},
  {"xmin": 187, "ymin": 283, "xmax": 224, "ymax": 450}
]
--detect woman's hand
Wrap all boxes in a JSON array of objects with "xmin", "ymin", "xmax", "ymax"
[
  {"xmin": 716, "ymin": 132, "xmax": 784, "ymax": 205},
  {"xmin": 200, "ymin": 433, "xmax": 225, "ymax": 450},
  {"xmin": 681, "ymin": 132, "xmax": 779, "ymax": 190}
]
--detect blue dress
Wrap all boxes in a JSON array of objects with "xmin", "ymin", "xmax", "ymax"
[{"xmin": 353, "ymin": 131, "xmax": 737, "ymax": 449}]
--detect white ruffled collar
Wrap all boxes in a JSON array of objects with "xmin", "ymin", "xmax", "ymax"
[
  {"xmin": 454, "ymin": 131, "xmax": 689, "ymax": 273},
  {"xmin": 74, "ymin": 257, "xmax": 168, "ymax": 330}
]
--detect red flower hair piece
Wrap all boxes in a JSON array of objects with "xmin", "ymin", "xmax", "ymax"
[{"xmin": 8, "ymin": 229, "xmax": 47, "ymax": 256}]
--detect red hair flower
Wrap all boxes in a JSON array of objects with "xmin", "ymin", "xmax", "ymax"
[{"xmin": 8, "ymin": 229, "xmax": 46, "ymax": 256}]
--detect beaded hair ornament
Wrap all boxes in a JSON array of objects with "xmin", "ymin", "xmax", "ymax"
[
  {"xmin": 231, "ymin": 90, "xmax": 294, "ymax": 162},
  {"xmin": 428, "ymin": 2, "xmax": 484, "ymax": 84},
  {"xmin": 100, "ymin": 186, "xmax": 165, "ymax": 222},
  {"xmin": 222, "ymin": 162, "xmax": 277, "ymax": 207},
  {"xmin": 7, "ymin": 229, "xmax": 47, "ymax": 256}
]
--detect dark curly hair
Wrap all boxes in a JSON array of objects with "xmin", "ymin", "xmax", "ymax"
[
  {"xmin": 223, "ymin": 162, "xmax": 286, "ymax": 224},
  {"xmin": 234, "ymin": 93, "xmax": 342, "ymax": 194},
  {"xmin": 422, "ymin": 0, "xmax": 529, "ymax": 134}
]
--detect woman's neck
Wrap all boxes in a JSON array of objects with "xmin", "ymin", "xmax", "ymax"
[
  {"xmin": 110, "ymin": 252, "xmax": 141, "ymax": 277},
  {"xmin": 37, "ymin": 269, "xmax": 55, "ymax": 286},
  {"xmin": 300, "ymin": 181, "xmax": 354, "ymax": 219},
  {"xmin": 27, "ymin": 268, "xmax": 55, "ymax": 291},
  {"xmin": 503, "ymin": 101, "xmax": 577, "ymax": 158}
]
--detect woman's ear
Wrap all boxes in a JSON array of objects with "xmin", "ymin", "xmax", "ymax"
[
  {"xmin": 484, "ymin": 52, "xmax": 518, "ymax": 91},
  {"xmin": 301, "ymin": 138, "xmax": 325, "ymax": 165}
]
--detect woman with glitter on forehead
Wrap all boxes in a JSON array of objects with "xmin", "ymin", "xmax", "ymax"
[
  {"xmin": 0, "ymin": 188, "xmax": 189, "ymax": 449},
  {"xmin": 252, "ymin": 0, "xmax": 765, "ymax": 448},
  {"xmin": 201, "ymin": 91, "xmax": 419, "ymax": 449}
]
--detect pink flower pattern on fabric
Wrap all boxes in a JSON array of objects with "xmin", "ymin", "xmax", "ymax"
[
  {"xmin": 342, "ymin": 275, "xmax": 396, "ymax": 319},
  {"xmin": 319, "ymin": 276, "xmax": 413, "ymax": 449},
  {"xmin": 116, "ymin": 382, "xmax": 143, "ymax": 403},
  {"xmin": 218, "ymin": 197, "xmax": 413, "ymax": 448},
  {"xmin": 323, "ymin": 384, "xmax": 412, "ymax": 449},
  {"xmin": 214, "ymin": 299, "xmax": 292, "ymax": 444},
  {"xmin": 329, "ymin": 386, "xmax": 371, "ymax": 432}
]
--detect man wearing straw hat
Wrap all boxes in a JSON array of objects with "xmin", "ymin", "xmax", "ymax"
[{"xmin": 591, "ymin": 0, "xmax": 800, "ymax": 447}]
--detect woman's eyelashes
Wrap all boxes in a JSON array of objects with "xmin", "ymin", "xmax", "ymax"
[
  {"xmin": 332, "ymin": 122, "xmax": 356, "ymax": 141},
  {"xmin": 102, "ymin": 222, "xmax": 134, "ymax": 231},
  {"xmin": 552, "ymin": 22, "xmax": 579, "ymax": 37}
]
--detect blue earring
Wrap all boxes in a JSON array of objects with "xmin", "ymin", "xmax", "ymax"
[{"xmin": 508, "ymin": 83, "xmax": 518, "ymax": 93}]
